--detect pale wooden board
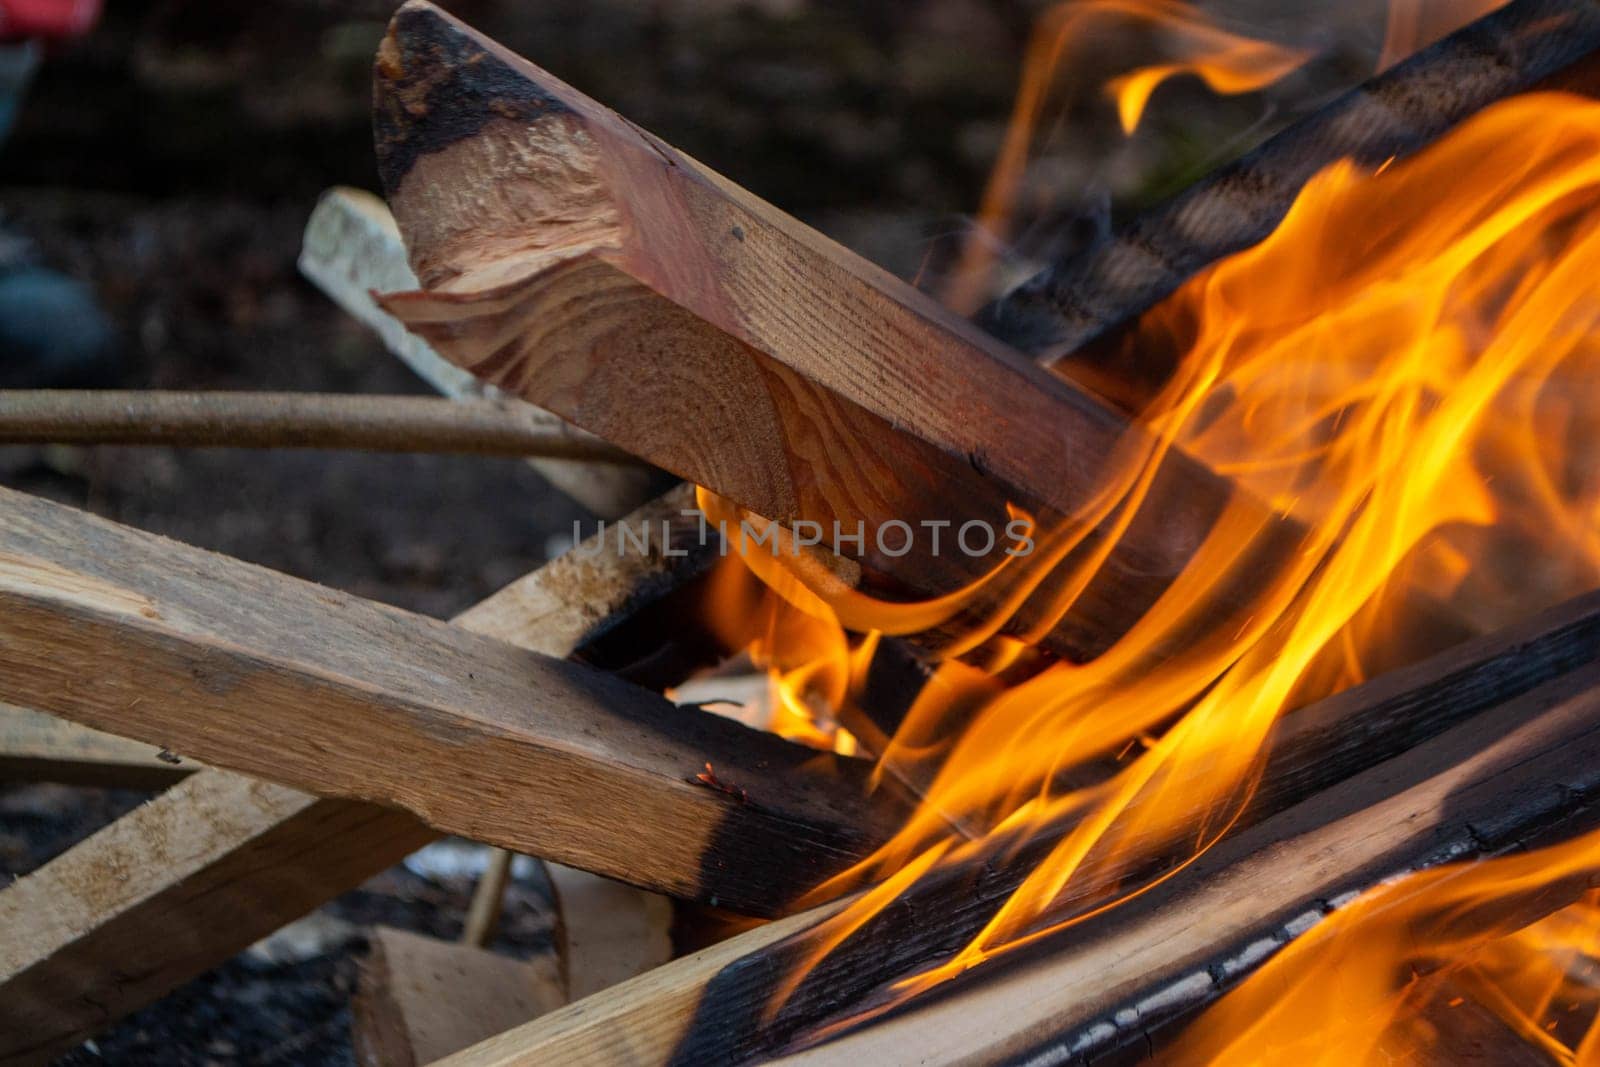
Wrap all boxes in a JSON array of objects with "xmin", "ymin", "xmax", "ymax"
[
  {"xmin": 547, "ymin": 864, "xmax": 674, "ymax": 1001},
  {"xmin": 0, "ymin": 702, "xmax": 192, "ymax": 789},
  {"xmin": 353, "ymin": 927, "xmax": 566, "ymax": 1067},
  {"xmin": 0, "ymin": 486, "xmax": 715, "ymax": 1061},
  {"xmin": 432, "ymin": 901, "xmax": 849, "ymax": 1067},
  {"xmin": 299, "ymin": 186, "xmax": 665, "ymax": 519},
  {"xmin": 0, "ymin": 772, "xmax": 433, "ymax": 1063},
  {"xmin": 0, "ymin": 484, "xmax": 898, "ymax": 914}
]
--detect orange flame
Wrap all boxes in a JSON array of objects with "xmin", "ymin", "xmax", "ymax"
[
  {"xmin": 677, "ymin": 552, "xmax": 865, "ymax": 756},
  {"xmin": 944, "ymin": 0, "xmax": 1505, "ymax": 315},
  {"xmin": 1380, "ymin": 0, "xmax": 1509, "ymax": 71},
  {"xmin": 941, "ymin": 0, "xmax": 1312, "ymax": 313},
  {"xmin": 1169, "ymin": 826, "xmax": 1600, "ymax": 1065},
  {"xmin": 696, "ymin": 86, "xmax": 1600, "ymax": 1038}
]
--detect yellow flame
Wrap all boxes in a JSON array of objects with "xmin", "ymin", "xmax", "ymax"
[
  {"xmin": 944, "ymin": 0, "xmax": 1504, "ymax": 315},
  {"xmin": 695, "ymin": 88, "xmax": 1600, "ymax": 1038},
  {"xmin": 941, "ymin": 0, "xmax": 1312, "ymax": 313},
  {"xmin": 1170, "ymin": 826, "xmax": 1600, "ymax": 1065}
]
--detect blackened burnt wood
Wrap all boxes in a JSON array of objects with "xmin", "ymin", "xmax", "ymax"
[
  {"xmin": 430, "ymin": 590, "xmax": 1600, "ymax": 1066},
  {"xmin": 0, "ymin": 485, "xmax": 904, "ymax": 917},
  {"xmin": 979, "ymin": 0, "xmax": 1600, "ymax": 363},
  {"xmin": 779, "ymin": 667, "xmax": 1600, "ymax": 1065},
  {"xmin": 371, "ymin": 0, "xmax": 1308, "ymax": 663}
]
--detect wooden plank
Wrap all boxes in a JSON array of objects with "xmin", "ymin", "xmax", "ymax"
[
  {"xmin": 0, "ymin": 390, "xmax": 640, "ymax": 461},
  {"xmin": 352, "ymin": 927, "xmax": 566, "ymax": 1067},
  {"xmin": 432, "ymin": 589, "xmax": 1600, "ymax": 1065},
  {"xmin": 434, "ymin": 902, "xmax": 849, "ymax": 1067},
  {"xmin": 0, "ymin": 772, "xmax": 434, "ymax": 1066},
  {"xmin": 0, "ymin": 483, "xmax": 895, "ymax": 915},
  {"xmin": 371, "ymin": 0, "xmax": 1311, "ymax": 663},
  {"xmin": 978, "ymin": 0, "xmax": 1600, "ymax": 362},
  {"xmin": 460, "ymin": 848, "xmax": 515, "ymax": 947},
  {"xmin": 0, "ymin": 702, "xmax": 191, "ymax": 789},
  {"xmin": 778, "ymin": 667, "xmax": 1600, "ymax": 1066},
  {"xmin": 0, "ymin": 486, "xmax": 712, "ymax": 1063},
  {"xmin": 548, "ymin": 864, "xmax": 675, "ymax": 1001},
  {"xmin": 299, "ymin": 185, "xmax": 669, "ymax": 519}
]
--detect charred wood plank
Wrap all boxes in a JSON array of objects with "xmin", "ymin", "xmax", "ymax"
[
  {"xmin": 0, "ymin": 484, "xmax": 900, "ymax": 916},
  {"xmin": 0, "ymin": 485, "xmax": 714, "ymax": 1063},
  {"xmin": 781, "ymin": 665, "xmax": 1600, "ymax": 1065},
  {"xmin": 370, "ymin": 0, "xmax": 1315, "ymax": 664},
  {"xmin": 978, "ymin": 0, "xmax": 1600, "ymax": 364},
  {"xmin": 435, "ymin": 589, "xmax": 1600, "ymax": 1065}
]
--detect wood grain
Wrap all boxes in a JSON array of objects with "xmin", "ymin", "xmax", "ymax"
[
  {"xmin": 370, "ymin": 0, "xmax": 1309, "ymax": 662},
  {"xmin": 298, "ymin": 186, "xmax": 670, "ymax": 518},
  {"xmin": 0, "ymin": 484, "xmax": 897, "ymax": 915},
  {"xmin": 548, "ymin": 864, "xmax": 675, "ymax": 1001},
  {"xmin": 352, "ymin": 927, "xmax": 566, "ymax": 1067},
  {"xmin": 0, "ymin": 702, "xmax": 192, "ymax": 789},
  {"xmin": 432, "ymin": 589, "xmax": 1600, "ymax": 1066},
  {"xmin": 0, "ymin": 485, "xmax": 717, "ymax": 1063},
  {"xmin": 0, "ymin": 771, "xmax": 434, "ymax": 1066}
]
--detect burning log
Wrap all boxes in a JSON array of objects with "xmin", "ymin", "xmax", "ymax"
[
  {"xmin": 436, "ymin": 589, "xmax": 1600, "ymax": 1065},
  {"xmin": 0, "ymin": 485, "xmax": 713, "ymax": 1063},
  {"xmin": 371, "ymin": 0, "xmax": 1316, "ymax": 663},
  {"xmin": 0, "ymin": 485, "xmax": 902, "ymax": 916},
  {"xmin": 978, "ymin": 0, "xmax": 1600, "ymax": 364},
  {"xmin": 775, "ymin": 665, "xmax": 1600, "ymax": 1065}
]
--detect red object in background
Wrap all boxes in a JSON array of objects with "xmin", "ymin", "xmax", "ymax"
[{"xmin": 0, "ymin": 0, "xmax": 101, "ymax": 41}]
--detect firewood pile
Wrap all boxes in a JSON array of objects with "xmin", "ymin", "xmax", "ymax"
[{"xmin": 7, "ymin": 0, "xmax": 1600, "ymax": 1063}]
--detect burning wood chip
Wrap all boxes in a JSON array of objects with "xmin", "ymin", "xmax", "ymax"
[{"xmin": 694, "ymin": 762, "xmax": 748, "ymax": 805}]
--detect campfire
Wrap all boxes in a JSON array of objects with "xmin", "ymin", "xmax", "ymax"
[{"xmin": 7, "ymin": 0, "xmax": 1600, "ymax": 1062}]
